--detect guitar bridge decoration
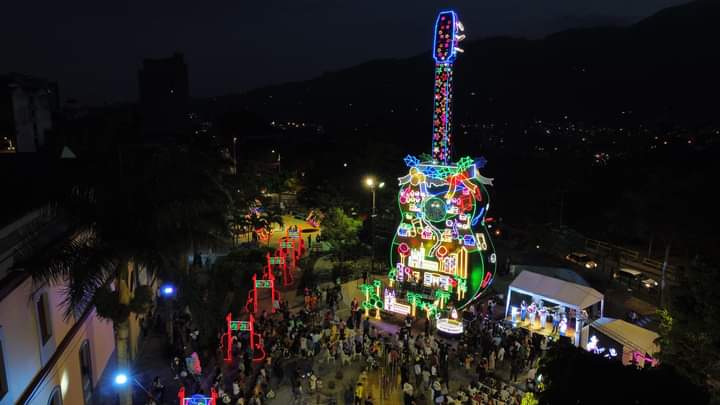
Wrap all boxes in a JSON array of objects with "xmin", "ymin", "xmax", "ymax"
[{"xmin": 365, "ymin": 11, "xmax": 497, "ymax": 327}]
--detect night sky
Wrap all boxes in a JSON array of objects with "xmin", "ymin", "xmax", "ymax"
[{"xmin": 1, "ymin": 0, "xmax": 686, "ymax": 104}]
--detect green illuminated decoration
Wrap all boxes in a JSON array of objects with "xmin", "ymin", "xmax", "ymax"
[{"xmin": 255, "ymin": 279, "xmax": 272, "ymax": 288}]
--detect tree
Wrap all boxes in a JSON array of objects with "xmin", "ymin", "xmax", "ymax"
[
  {"xmin": 539, "ymin": 339, "xmax": 707, "ymax": 405},
  {"xmin": 26, "ymin": 144, "xmax": 231, "ymax": 405},
  {"xmin": 321, "ymin": 207, "xmax": 363, "ymax": 269},
  {"xmin": 656, "ymin": 259, "xmax": 720, "ymax": 400}
]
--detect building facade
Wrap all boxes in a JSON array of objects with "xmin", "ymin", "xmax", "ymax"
[
  {"xmin": 0, "ymin": 74, "xmax": 58, "ymax": 153},
  {"xmin": 0, "ymin": 208, "xmax": 115, "ymax": 405}
]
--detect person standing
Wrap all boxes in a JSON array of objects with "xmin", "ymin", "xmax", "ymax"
[
  {"xmin": 355, "ymin": 382, "xmax": 364, "ymax": 405},
  {"xmin": 403, "ymin": 382, "xmax": 415, "ymax": 405}
]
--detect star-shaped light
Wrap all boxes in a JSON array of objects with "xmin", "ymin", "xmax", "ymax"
[{"xmin": 404, "ymin": 155, "xmax": 420, "ymax": 167}]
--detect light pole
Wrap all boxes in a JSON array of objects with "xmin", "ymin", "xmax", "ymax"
[
  {"xmin": 232, "ymin": 137, "xmax": 238, "ymax": 175},
  {"xmin": 161, "ymin": 284, "xmax": 176, "ymax": 345},
  {"xmin": 364, "ymin": 177, "xmax": 384, "ymax": 275}
]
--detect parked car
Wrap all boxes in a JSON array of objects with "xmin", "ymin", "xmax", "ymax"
[
  {"xmin": 565, "ymin": 252, "xmax": 598, "ymax": 269},
  {"xmin": 614, "ymin": 268, "xmax": 644, "ymax": 287},
  {"xmin": 642, "ymin": 277, "xmax": 659, "ymax": 290}
]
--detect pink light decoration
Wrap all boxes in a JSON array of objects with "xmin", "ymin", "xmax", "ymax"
[
  {"xmin": 481, "ymin": 271, "xmax": 492, "ymax": 288},
  {"xmin": 398, "ymin": 243, "xmax": 410, "ymax": 255}
]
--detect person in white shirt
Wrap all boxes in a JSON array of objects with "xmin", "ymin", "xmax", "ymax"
[{"xmin": 403, "ymin": 382, "xmax": 414, "ymax": 397}]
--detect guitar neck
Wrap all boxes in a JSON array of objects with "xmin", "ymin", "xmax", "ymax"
[{"xmin": 432, "ymin": 62, "xmax": 454, "ymax": 164}]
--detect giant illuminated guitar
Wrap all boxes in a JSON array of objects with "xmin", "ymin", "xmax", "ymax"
[{"xmin": 362, "ymin": 11, "xmax": 497, "ymax": 329}]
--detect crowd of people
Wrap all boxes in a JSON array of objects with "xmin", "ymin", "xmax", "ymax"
[{"xmin": 142, "ymin": 283, "xmax": 551, "ymax": 405}]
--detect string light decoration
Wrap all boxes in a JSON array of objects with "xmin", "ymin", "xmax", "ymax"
[
  {"xmin": 431, "ymin": 10, "xmax": 464, "ymax": 164},
  {"xmin": 369, "ymin": 11, "xmax": 497, "ymax": 325}
]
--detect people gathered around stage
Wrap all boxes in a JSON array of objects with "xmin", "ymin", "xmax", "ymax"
[{"xmin": 165, "ymin": 283, "xmax": 545, "ymax": 405}]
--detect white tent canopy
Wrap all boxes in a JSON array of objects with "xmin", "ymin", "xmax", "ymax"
[
  {"xmin": 590, "ymin": 317, "xmax": 660, "ymax": 356},
  {"xmin": 507, "ymin": 270, "xmax": 604, "ymax": 311}
]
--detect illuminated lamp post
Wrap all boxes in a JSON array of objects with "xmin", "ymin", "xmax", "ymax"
[
  {"xmin": 232, "ymin": 137, "xmax": 237, "ymax": 174},
  {"xmin": 160, "ymin": 284, "xmax": 176, "ymax": 345},
  {"xmin": 114, "ymin": 371, "xmax": 152, "ymax": 401},
  {"xmin": 364, "ymin": 177, "xmax": 385, "ymax": 275}
]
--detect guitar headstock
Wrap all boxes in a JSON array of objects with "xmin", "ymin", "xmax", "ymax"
[{"xmin": 433, "ymin": 10, "xmax": 466, "ymax": 64}]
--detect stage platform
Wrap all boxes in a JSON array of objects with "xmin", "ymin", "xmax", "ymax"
[{"xmin": 504, "ymin": 316, "xmax": 576, "ymax": 341}]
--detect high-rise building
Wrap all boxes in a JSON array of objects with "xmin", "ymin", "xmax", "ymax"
[
  {"xmin": 138, "ymin": 52, "xmax": 189, "ymax": 137},
  {"xmin": 0, "ymin": 73, "xmax": 58, "ymax": 153}
]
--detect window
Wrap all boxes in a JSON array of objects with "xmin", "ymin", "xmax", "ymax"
[
  {"xmin": 0, "ymin": 335, "xmax": 8, "ymax": 400},
  {"xmin": 79, "ymin": 340, "xmax": 93, "ymax": 404},
  {"xmin": 36, "ymin": 293, "xmax": 52, "ymax": 344},
  {"xmin": 48, "ymin": 386, "xmax": 62, "ymax": 405}
]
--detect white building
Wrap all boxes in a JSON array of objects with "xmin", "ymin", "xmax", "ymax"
[{"xmin": 0, "ymin": 207, "xmax": 116, "ymax": 405}]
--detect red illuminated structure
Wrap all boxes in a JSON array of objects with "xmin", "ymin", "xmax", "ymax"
[
  {"xmin": 222, "ymin": 312, "xmax": 265, "ymax": 363},
  {"xmin": 267, "ymin": 251, "xmax": 294, "ymax": 287},
  {"xmin": 245, "ymin": 272, "xmax": 278, "ymax": 314}
]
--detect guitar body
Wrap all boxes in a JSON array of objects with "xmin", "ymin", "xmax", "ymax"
[{"xmin": 387, "ymin": 157, "xmax": 495, "ymax": 315}]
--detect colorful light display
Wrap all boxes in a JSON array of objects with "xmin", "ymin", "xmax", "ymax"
[
  {"xmin": 178, "ymin": 387, "xmax": 217, "ymax": 405},
  {"xmin": 368, "ymin": 11, "xmax": 496, "ymax": 323},
  {"xmin": 431, "ymin": 10, "xmax": 465, "ymax": 164},
  {"xmin": 386, "ymin": 155, "xmax": 496, "ymax": 318}
]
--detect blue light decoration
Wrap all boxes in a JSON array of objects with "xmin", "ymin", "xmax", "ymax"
[
  {"xmin": 371, "ymin": 11, "xmax": 497, "ymax": 324},
  {"xmin": 404, "ymin": 155, "xmax": 421, "ymax": 167}
]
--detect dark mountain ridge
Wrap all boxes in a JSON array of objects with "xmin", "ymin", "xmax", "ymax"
[{"xmin": 211, "ymin": 0, "xmax": 720, "ymax": 136}]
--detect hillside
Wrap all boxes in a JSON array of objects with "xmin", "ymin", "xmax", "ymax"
[{"xmin": 210, "ymin": 0, "xmax": 720, "ymax": 137}]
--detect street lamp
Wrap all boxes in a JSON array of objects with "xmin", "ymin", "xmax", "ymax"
[
  {"xmin": 161, "ymin": 284, "xmax": 175, "ymax": 297},
  {"xmin": 364, "ymin": 177, "xmax": 384, "ymax": 275},
  {"xmin": 160, "ymin": 284, "xmax": 176, "ymax": 345},
  {"xmin": 114, "ymin": 371, "xmax": 152, "ymax": 398},
  {"xmin": 114, "ymin": 373, "xmax": 128, "ymax": 385},
  {"xmin": 232, "ymin": 137, "xmax": 238, "ymax": 175}
]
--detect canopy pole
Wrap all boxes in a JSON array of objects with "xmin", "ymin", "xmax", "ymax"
[{"xmin": 505, "ymin": 288, "xmax": 513, "ymax": 319}]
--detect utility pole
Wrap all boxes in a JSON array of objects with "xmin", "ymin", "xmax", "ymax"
[
  {"xmin": 371, "ymin": 186, "xmax": 376, "ymax": 275},
  {"xmin": 232, "ymin": 137, "xmax": 237, "ymax": 175},
  {"xmin": 364, "ymin": 177, "xmax": 384, "ymax": 275},
  {"xmin": 660, "ymin": 241, "xmax": 671, "ymax": 307}
]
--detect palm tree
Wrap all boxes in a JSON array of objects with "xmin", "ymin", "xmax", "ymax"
[{"xmin": 26, "ymin": 143, "xmax": 231, "ymax": 405}]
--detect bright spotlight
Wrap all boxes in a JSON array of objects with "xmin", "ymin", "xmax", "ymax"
[{"xmin": 114, "ymin": 373, "xmax": 128, "ymax": 385}]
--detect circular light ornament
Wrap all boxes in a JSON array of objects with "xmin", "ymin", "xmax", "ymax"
[
  {"xmin": 423, "ymin": 196, "xmax": 447, "ymax": 222},
  {"xmin": 436, "ymin": 245, "xmax": 448, "ymax": 258},
  {"xmin": 398, "ymin": 243, "xmax": 410, "ymax": 255}
]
